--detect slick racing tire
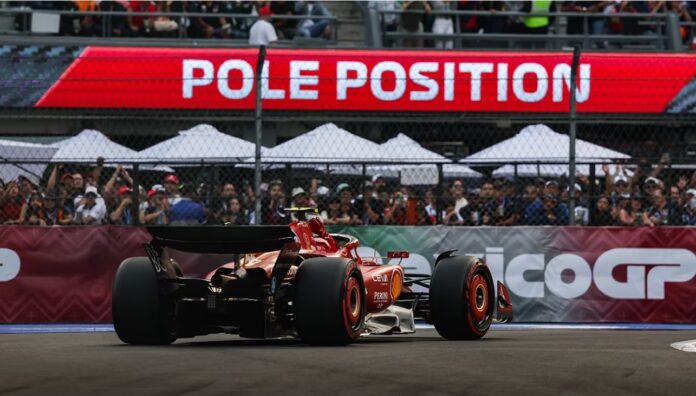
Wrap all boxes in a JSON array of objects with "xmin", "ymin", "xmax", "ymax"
[
  {"xmin": 430, "ymin": 255, "xmax": 495, "ymax": 340},
  {"xmin": 112, "ymin": 257, "xmax": 177, "ymax": 345},
  {"xmin": 294, "ymin": 257, "xmax": 365, "ymax": 346}
]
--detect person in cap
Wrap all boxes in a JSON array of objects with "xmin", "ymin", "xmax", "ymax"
[
  {"xmin": 544, "ymin": 179, "xmax": 560, "ymax": 198},
  {"xmin": 289, "ymin": 187, "xmax": 315, "ymax": 221},
  {"xmin": 291, "ymin": 187, "xmax": 309, "ymax": 207},
  {"xmin": 459, "ymin": 180, "xmax": 496, "ymax": 226},
  {"xmin": 249, "ymin": 5, "xmax": 278, "ymax": 46},
  {"xmin": 561, "ymin": 183, "xmax": 588, "ymax": 225},
  {"xmin": 74, "ymin": 186, "xmax": 106, "ymax": 225},
  {"xmin": 643, "ymin": 176, "xmax": 664, "ymax": 194},
  {"xmin": 141, "ymin": 186, "xmax": 169, "ymax": 225},
  {"xmin": 371, "ymin": 174, "xmax": 386, "ymax": 198},
  {"xmin": 109, "ymin": 185, "xmax": 135, "ymax": 225},
  {"xmin": 164, "ymin": 174, "xmax": 183, "ymax": 206}
]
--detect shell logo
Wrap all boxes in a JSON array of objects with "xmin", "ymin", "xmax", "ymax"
[{"xmin": 0, "ymin": 248, "xmax": 21, "ymax": 282}]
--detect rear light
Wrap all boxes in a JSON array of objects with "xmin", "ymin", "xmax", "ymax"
[{"xmin": 391, "ymin": 271, "xmax": 402, "ymax": 300}]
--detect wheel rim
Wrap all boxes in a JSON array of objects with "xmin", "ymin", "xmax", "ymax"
[
  {"xmin": 469, "ymin": 273, "xmax": 489, "ymax": 322},
  {"xmin": 345, "ymin": 276, "xmax": 362, "ymax": 328}
]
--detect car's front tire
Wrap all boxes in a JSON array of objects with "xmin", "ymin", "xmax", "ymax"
[
  {"xmin": 294, "ymin": 257, "xmax": 365, "ymax": 345},
  {"xmin": 112, "ymin": 257, "xmax": 177, "ymax": 345},
  {"xmin": 430, "ymin": 255, "xmax": 494, "ymax": 340}
]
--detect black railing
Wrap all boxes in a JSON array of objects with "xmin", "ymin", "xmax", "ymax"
[
  {"xmin": 0, "ymin": 8, "xmax": 339, "ymax": 45},
  {"xmin": 371, "ymin": 9, "xmax": 689, "ymax": 51}
]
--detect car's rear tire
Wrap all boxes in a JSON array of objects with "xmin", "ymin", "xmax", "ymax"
[
  {"xmin": 294, "ymin": 257, "xmax": 365, "ymax": 345},
  {"xmin": 430, "ymin": 255, "xmax": 494, "ymax": 340},
  {"xmin": 112, "ymin": 257, "xmax": 177, "ymax": 345}
]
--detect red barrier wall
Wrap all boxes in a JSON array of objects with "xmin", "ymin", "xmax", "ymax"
[{"xmin": 1, "ymin": 226, "xmax": 696, "ymax": 323}]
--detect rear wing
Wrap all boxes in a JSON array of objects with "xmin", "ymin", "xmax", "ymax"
[{"xmin": 146, "ymin": 226, "xmax": 296, "ymax": 254}]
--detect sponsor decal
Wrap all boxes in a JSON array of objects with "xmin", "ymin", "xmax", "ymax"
[
  {"xmin": 373, "ymin": 291, "xmax": 389, "ymax": 302},
  {"xmin": 372, "ymin": 273, "xmax": 389, "ymax": 283}
]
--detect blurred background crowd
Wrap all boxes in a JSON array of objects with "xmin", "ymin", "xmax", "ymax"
[{"xmin": 2, "ymin": 154, "xmax": 695, "ymax": 227}]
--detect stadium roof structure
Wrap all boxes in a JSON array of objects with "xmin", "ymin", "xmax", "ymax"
[
  {"xmin": 462, "ymin": 124, "xmax": 631, "ymax": 178},
  {"xmin": 138, "ymin": 124, "xmax": 260, "ymax": 165},
  {"xmin": 0, "ymin": 138, "xmax": 58, "ymax": 185}
]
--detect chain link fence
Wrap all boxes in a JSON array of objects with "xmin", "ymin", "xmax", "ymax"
[{"xmin": 0, "ymin": 44, "xmax": 695, "ymax": 227}]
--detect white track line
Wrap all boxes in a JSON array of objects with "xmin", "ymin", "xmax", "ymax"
[{"xmin": 670, "ymin": 339, "xmax": 696, "ymax": 352}]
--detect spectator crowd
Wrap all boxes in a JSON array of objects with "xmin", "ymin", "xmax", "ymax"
[
  {"xmin": 372, "ymin": 0, "xmax": 696, "ymax": 49},
  {"xmin": 10, "ymin": 1, "xmax": 334, "ymax": 43},
  {"xmin": 2, "ymin": 155, "xmax": 696, "ymax": 227}
]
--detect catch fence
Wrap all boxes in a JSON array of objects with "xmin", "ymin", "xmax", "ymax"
[{"xmin": 0, "ymin": 44, "xmax": 694, "ymax": 227}]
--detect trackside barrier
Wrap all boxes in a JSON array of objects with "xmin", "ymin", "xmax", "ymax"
[{"xmin": 1, "ymin": 225, "xmax": 696, "ymax": 323}]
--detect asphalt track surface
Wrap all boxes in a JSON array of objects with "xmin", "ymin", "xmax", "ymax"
[{"xmin": 1, "ymin": 328, "xmax": 696, "ymax": 395}]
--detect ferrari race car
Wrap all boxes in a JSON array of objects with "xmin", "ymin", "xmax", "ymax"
[{"xmin": 112, "ymin": 215, "xmax": 513, "ymax": 345}]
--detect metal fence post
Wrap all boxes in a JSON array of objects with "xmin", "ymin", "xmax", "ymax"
[
  {"xmin": 254, "ymin": 45, "xmax": 266, "ymax": 225},
  {"xmin": 366, "ymin": 6, "xmax": 383, "ymax": 48},
  {"xmin": 665, "ymin": 12, "xmax": 682, "ymax": 51},
  {"xmin": 131, "ymin": 163, "xmax": 140, "ymax": 226},
  {"xmin": 568, "ymin": 46, "xmax": 581, "ymax": 225}
]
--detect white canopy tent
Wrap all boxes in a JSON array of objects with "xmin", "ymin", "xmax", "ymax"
[
  {"xmin": 462, "ymin": 124, "xmax": 631, "ymax": 178},
  {"xmin": 138, "ymin": 124, "xmax": 260, "ymax": 165},
  {"xmin": 254, "ymin": 126, "xmax": 483, "ymax": 185},
  {"xmin": 51, "ymin": 129, "xmax": 172, "ymax": 172},
  {"xmin": 256, "ymin": 123, "xmax": 384, "ymax": 163},
  {"xmin": 379, "ymin": 133, "xmax": 482, "ymax": 184},
  {"xmin": 0, "ymin": 138, "xmax": 58, "ymax": 185},
  {"xmin": 51, "ymin": 129, "xmax": 140, "ymax": 163}
]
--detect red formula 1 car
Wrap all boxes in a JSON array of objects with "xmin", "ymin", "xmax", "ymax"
[{"xmin": 112, "ymin": 215, "xmax": 513, "ymax": 345}]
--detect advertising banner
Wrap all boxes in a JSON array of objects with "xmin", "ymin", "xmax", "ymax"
[
  {"xmin": 1, "ymin": 225, "xmax": 696, "ymax": 323},
  {"xmin": 11, "ymin": 46, "xmax": 694, "ymax": 113},
  {"xmin": 0, "ymin": 226, "xmax": 232, "ymax": 323},
  {"xmin": 331, "ymin": 225, "xmax": 696, "ymax": 323}
]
